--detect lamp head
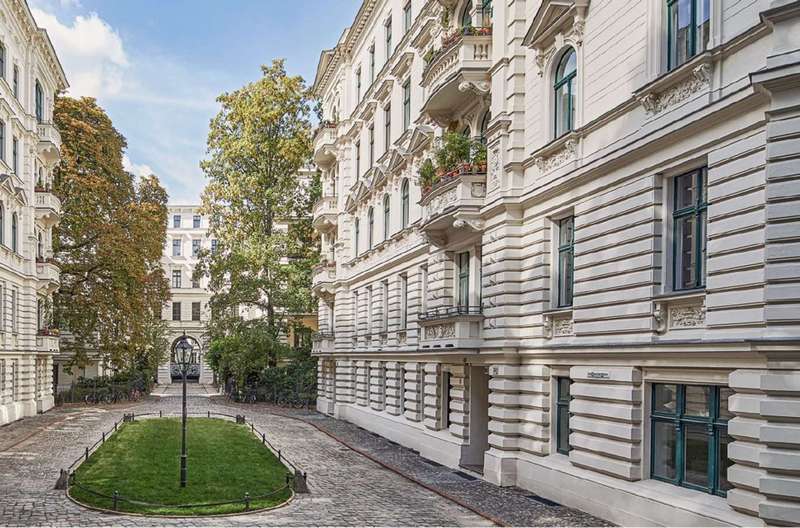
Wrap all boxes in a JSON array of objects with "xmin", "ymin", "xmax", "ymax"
[{"xmin": 175, "ymin": 336, "xmax": 192, "ymax": 365}]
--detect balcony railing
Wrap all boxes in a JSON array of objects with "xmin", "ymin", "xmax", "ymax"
[
  {"xmin": 34, "ymin": 190, "xmax": 62, "ymax": 227},
  {"xmin": 419, "ymin": 305, "xmax": 483, "ymax": 322},
  {"xmin": 419, "ymin": 170, "xmax": 487, "ymax": 246},
  {"xmin": 418, "ymin": 304, "xmax": 484, "ymax": 349},
  {"xmin": 313, "ymin": 124, "xmax": 337, "ymax": 167},
  {"xmin": 36, "ymin": 260, "xmax": 60, "ymax": 293},
  {"xmin": 311, "ymin": 331, "xmax": 336, "ymax": 355},
  {"xmin": 36, "ymin": 122, "xmax": 61, "ymax": 165},
  {"xmin": 312, "ymin": 261, "xmax": 336, "ymax": 300},
  {"xmin": 312, "ymin": 195, "xmax": 337, "ymax": 233}
]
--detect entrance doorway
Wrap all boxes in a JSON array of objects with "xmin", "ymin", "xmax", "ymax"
[{"xmin": 460, "ymin": 365, "xmax": 490, "ymax": 473}]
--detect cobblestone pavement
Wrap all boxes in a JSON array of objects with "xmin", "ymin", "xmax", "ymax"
[
  {"xmin": 0, "ymin": 386, "xmax": 608, "ymax": 527},
  {"xmin": 240, "ymin": 402, "xmax": 612, "ymax": 527}
]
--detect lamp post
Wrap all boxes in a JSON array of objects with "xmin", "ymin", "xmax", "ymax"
[{"xmin": 173, "ymin": 334, "xmax": 193, "ymax": 488}]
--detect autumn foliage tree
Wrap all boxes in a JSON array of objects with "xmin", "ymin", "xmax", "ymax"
[
  {"xmin": 52, "ymin": 96, "xmax": 170, "ymax": 375},
  {"xmin": 198, "ymin": 60, "xmax": 319, "ymax": 377}
]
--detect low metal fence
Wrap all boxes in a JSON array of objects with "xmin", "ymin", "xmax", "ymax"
[{"xmin": 59, "ymin": 410, "xmax": 309, "ymax": 513}]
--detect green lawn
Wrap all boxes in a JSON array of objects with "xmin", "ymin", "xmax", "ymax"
[{"xmin": 70, "ymin": 418, "xmax": 293, "ymax": 515}]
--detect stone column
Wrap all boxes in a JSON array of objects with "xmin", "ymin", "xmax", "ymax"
[
  {"xmin": 369, "ymin": 361, "xmax": 386, "ymax": 411},
  {"xmin": 447, "ymin": 364, "xmax": 468, "ymax": 439}
]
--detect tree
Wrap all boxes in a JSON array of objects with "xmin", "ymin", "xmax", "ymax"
[
  {"xmin": 52, "ymin": 96, "xmax": 170, "ymax": 375},
  {"xmin": 198, "ymin": 59, "xmax": 319, "ymax": 369}
]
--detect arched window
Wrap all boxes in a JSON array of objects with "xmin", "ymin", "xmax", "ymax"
[
  {"xmin": 0, "ymin": 201, "xmax": 5, "ymax": 246},
  {"xmin": 401, "ymin": 179, "xmax": 410, "ymax": 228},
  {"xmin": 11, "ymin": 212, "xmax": 18, "ymax": 252},
  {"xmin": 354, "ymin": 218, "xmax": 360, "ymax": 255},
  {"xmin": 554, "ymin": 48, "xmax": 577, "ymax": 139},
  {"xmin": 383, "ymin": 194, "xmax": 391, "ymax": 240},
  {"xmin": 367, "ymin": 207, "xmax": 374, "ymax": 249},
  {"xmin": 461, "ymin": 0, "xmax": 473, "ymax": 27},
  {"xmin": 37, "ymin": 232, "xmax": 43, "ymax": 259},
  {"xmin": 35, "ymin": 80, "xmax": 44, "ymax": 123},
  {"xmin": 479, "ymin": 111, "xmax": 491, "ymax": 145}
]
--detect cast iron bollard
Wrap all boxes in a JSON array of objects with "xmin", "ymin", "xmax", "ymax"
[
  {"xmin": 113, "ymin": 490, "xmax": 119, "ymax": 511},
  {"xmin": 208, "ymin": 411, "xmax": 211, "ymax": 418},
  {"xmin": 84, "ymin": 447, "xmax": 89, "ymax": 461},
  {"xmin": 102, "ymin": 432, "xmax": 105, "ymax": 443},
  {"xmin": 244, "ymin": 492, "xmax": 250, "ymax": 511},
  {"xmin": 262, "ymin": 433, "xmax": 266, "ymax": 444},
  {"xmin": 159, "ymin": 410, "xmax": 162, "ymax": 417},
  {"xmin": 236, "ymin": 415, "xmax": 245, "ymax": 424},
  {"xmin": 293, "ymin": 470, "xmax": 309, "ymax": 494},
  {"xmin": 54, "ymin": 469, "xmax": 69, "ymax": 490},
  {"xmin": 123, "ymin": 413, "xmax": 134, "ymax": 423},
  {"xmin": 277, "ymin": 449, "xmax": 282, "ymax": 462}
]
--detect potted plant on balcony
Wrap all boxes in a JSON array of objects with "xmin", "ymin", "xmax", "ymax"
[
  {"xmin": 419, "ymin": 159, "xmax": 436, "ymax": 194},
  {"xmin": 473, "ymin": 142, "xmax": 488, "ymax": 173}
]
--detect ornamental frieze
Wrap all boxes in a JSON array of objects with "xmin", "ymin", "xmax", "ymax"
[{"xmin": 640, "ymin": 63, "xmax": 712, "ymax": 116}]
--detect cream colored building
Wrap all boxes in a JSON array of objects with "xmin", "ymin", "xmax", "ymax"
[
  {"xmin": 158, "ymin": 205, "xmax": 214, "ymax": 385},
  {"xmin": 0, "ymin": 0, "xmax": 66, "ymax": 425},
  {"xmin": 311, "ymin": 0, "xmax": 800, "ymax": 525}
]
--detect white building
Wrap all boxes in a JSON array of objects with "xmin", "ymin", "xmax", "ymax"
[
  {"xmin": 158, "ymin": 205, "xmax": 214, "ymax": 385},
  {"xmin": 0, "ymin": 0, "xmax": 66, "ymax": 426},
  {"xmin": 311, "ymin": 0, "xmax": 800, "ymax": 525}
]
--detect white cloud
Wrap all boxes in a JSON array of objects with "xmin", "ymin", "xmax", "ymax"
[
  {"xmin": 31, "ymin": 8, "xmax": 128, "ymax": 98},
  {"xmin": 122, "ymin": 155, "xmax": 154, "ymax": 178}
]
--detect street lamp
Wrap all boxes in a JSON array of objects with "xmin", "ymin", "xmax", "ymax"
[{"xmin": 173, "ymin": 334, "xmax": 193, "ymax": 488}]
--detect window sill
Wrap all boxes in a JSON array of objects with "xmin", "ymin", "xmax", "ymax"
[
  {"xmin": 653, "ymin": 288, "xmax": 706, "ymax": 302},
  {"xmin": 542, "ymin": 306, "xmax": 573, "ymax": 316}
]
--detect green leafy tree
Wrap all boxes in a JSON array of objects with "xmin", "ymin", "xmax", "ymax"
[
  {"xmin": 198, "ymin": 60, "xmax": 319, "ymax": 370},
  {"xmin": 52, "ymin": 96, "xmax": 170, "ymax": 376}
]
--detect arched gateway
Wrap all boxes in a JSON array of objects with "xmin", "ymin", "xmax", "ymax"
[{"xmin": 169, "ymin": 335, "xmax": 202, "ymax": 382}]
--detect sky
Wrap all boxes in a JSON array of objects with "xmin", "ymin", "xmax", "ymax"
[{"xmin": 29, "ymin": 0, "xmax": 361, "ymax": 204}]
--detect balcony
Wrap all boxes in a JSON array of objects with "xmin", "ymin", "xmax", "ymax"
[
  {"xmin": 313, "ymin": 122, "xmax": 338, "ymax": 168},
  {"xmin": 419, "ymin": 168, "xmax": 487, "ymax": 247},
  {"xmin": 36, "ymin": 329, "xmax": 60, "ymax": 353},
  {"xmin": 421, "ymin": 29, "xmax": 492, "ymax": 124},
  {"xmin": 312, "ymin": 195, "xmax": 337, "ymax": 233},
  {"xmin": 36, "ymin": 260, "xmax": 60, "ymax": 293},
  {"xmin": 312, "ymin": 261, "xmax": 336, "ymax": 301},
  {"xmin": 34, "ymin": 190, "xmax": 61, "ymax": 227},
  {"xmin": 419, "ymin": 305, "xmax": 483, "ymax": 349},
  {"xmin": 311, "ymin": 331, "xmax": 336, "ymax": 355},
  {"xmin": 36, "ymin": 122, "xmax": 62, "ymax": 166}
]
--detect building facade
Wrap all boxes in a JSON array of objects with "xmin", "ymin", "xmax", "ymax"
[
  {"xmin": 310, "ymin": 0, "xmax": 800, "ymax": 525},
  {"xmin": 158, "ymin": 205, "xmax": 214, "ymax": 385},
  {"xmin": 0, "ymin": 0, "xmax": 66, "ymax": 426}
]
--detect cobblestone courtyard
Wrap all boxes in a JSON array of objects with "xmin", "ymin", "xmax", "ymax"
[{"xmin": 0, "ymin": 385, "xmax": 607, "ymax": 527}]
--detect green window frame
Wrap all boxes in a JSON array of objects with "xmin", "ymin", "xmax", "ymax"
[
  {"xmin": 556, "ymin": 377, "xmax": 572, "ymax": 455},
  {"xmin": 35, "ymin": 81, "xmax": 44, "ymax": 123},
  {"xmin": 11, "ymin": 212, "xmax": 17, "ymax": 253},
  {"xmin": 667, "ymin": 0, "xmax": 710, "ymax": 71},
  {"xmin": 557, "ymin": 216, "xmax": 575, "ymax": 308},
  {"xmin": 553, "ymin": 48, "xmax": 577, "ymax": 139},
  {"xmin": 401, "ymin": 179, "xmax": 410, "ymax": 228},
  {"xmin": 383, "ymin": 194, "xmax": 391, "ymax": 240},
  {"xmin": 461, "ymin": 0, "xmax": 473, "ymax": 27},
  {"xmin": 402, "ymin": 80, "xmax": 411, "ymax": 130},
  {"xmin": 650, "ymin": 383, "xmax": 733, "ymax": 496},
  {"xmin": 403, "ymin": 1, "xmax": 412, "ymax": 33},
  {"xmin": 672, "ymin": 168, "xmax": 707, "ymax": 291},
  {"xmin": 457, "ymin": 251, "xmax": 470, "ymax": 307}
]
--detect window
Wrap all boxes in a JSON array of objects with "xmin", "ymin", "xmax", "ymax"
[
  {"xmin": 354, "ymin": 217, "xmax": 360, "ymax": 255},
  {"xmin": 401, "ymin": 178, "xmax": 410, "ymax": 228},
  {"xmin": 192, "ymin": 239, "xmax": 201, "ymax": 256},
  {"xmin": 12, "ymin": 66, "xmax": 18, "ymax": 98},
  {"xmin": 369, "ymin": 45, "xmax": 375, "ymax": 83},
  {"xmin": 402, "ymin": 80, "xmax": 411, "ymax": 130},
  {"xmin": 668, "ymin": 0, "xmax": 710, "ymax": 70},
  {"xmin": 384, "ymin": 105, "xmax": 391, "ymax": 152},
  {"xmin": 383, "ymin": 194, "xmax": 391, "ymax": 240},
  {"xmin": 403, "ymin": 1, "xmax": 412, "ymax": 33},
  {"xmin": 10, "ymin": 212, "xmax": 17, "ymax": 253},
  {"xmin": 0, "ymin": 42, "xmax": 5, "ymax": 79},
  {"xmin": 12, "ymin": 137, "xmax": 17, "ymax": 174},
  {"xmin": 556, "ymin": 377, "xmax": 572, "ymax": 454},
  {"xmin": 356, "ymin": 68, "xmax": 362, "ymax": 100},
  {"xmin": 193, "ymin": 215, "xmax": 201, "ymax": 228},
  {"xmin": 554, "ymin": 48, "xmax": 577, "ymax": 138},
  {"xmin": 192, "ymin": 302, "xmax": 201, "ymax": 321},
  {"xmin": 557, "ymin": 216, "xmax": 575, "ymax": 307},
  {"xmin": 172, "ymin": 239, "xmax": 181, "ymax": 257},
  {"xmin": 420, "ymin": 264, "xmax": 429, "ymax": 314},
  {"xmin": 354, "ymin": 290, "xmax": 360, "ymax": 334},
  {"xmin": 211, "ymin": 239, "xmax": 218, "ymax": 254},
  {"xmin": 440, "ymin": 370, "xmax": 452, "ymax": 429},
  {"xmin": 479, "ymin": 111, "xmax": 491, "ymax": 145},
  {"xmin": 461, "ymin": 0, "xmax": 473, "ymax": 27},
  {"xmin": 368, "ymin": 124, "xmax": 375, "ymax": 168},
  {"xmin": 367, "ymin": 207, "xmax": 374, "ymax": 249},
  {"xmin": 673, "ymin": 168, "xmax": 707, "ymax": 290},
  {"xmin": 381, "ymin": 279, "xmax": 389, "ymax": 332},
  {"xmin": 457, "ymin": 251, "xmax": 470, "ymax": 307},
  {"xmin": 35, "ymin": 81, "xmax": 44, "ymax": 123},
  {"xmin": 481, "ymin": 0, "xmax": 493, "ymax": 24},
  {"xmin": 172, "ymin": 270, "xmax": 182, "ymax": 289},
  {"xmin": 172, "ymin": 302, "xmax": 181, "ymax": 321},
  {"xmin": 192, "ymin": 278, "xmax": 200, "ymax": 289},
  {"xmin": 355, "ymin": 140, "xmax": 361, "ymax": 179},
  {"xmin": 173, "ymin": 214, "xmax": 181, "ymax": 228},
  {"xmin": 385, "ymin": 17, "xmax": 393, "ymax": 58},
  {"xmin": 11, "ymin": 288, "xmax": 16, "ymax": 333},
  {"xmin": 651, "ymin": 384, "xmax": 733, "ymax": 496},
  {"xmin": 0, "ymin": 202, "xmax": 4, "ymax": 246},
  {"xmin": 399, "ymin": 273, "xmax": 408, "ymax": 328},
  {"xmin": 37, "ymin": 232, "xmax": 42, "ymax": 259},
  {"xmin": 399, "ymin": 364, "xmax": 406, "ymax": 414},
  {"xmin": 0, "ymin": 120, "xmax": 5, "ymax": 161},
  {"xmin": 367, "ymin": 286, "xmax": 373, "ymax": 334}
]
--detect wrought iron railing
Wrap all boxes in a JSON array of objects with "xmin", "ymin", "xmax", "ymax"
[{"xmin": 418, "ymin": 305, "xmax": 483, "ymax": 321}]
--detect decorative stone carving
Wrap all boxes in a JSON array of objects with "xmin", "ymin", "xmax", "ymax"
[
  {"xmin": 534, "ymin": 45, "xmax": 556, "ymax": 77},
  {"xmin": 533, "ymin": 138, "xmax": 578, "ymax": 172},
  {"xmin": 424, "ymin": 323, "xmax": 456, "ymax": 339},
  {"xmin": 641, "ymin": 63, "xmax": 712, "ymax": 116},
  {"xmin": 397, "ymin": 330, "xmax": 407, "ymax": 345},
  {"xmin": 453, "ymin": 218, "xmax": 485, "ymax": 231},
  {"xmin": 471, "ymin": 182, "xmax": 486, "ymax": 198},
  {"xmin": 670, "ymin": 304, "xmax": 706, "ymax": 328},
  {"xmin": 488, "ymin": 148, "xmax": 500, "ymax": 190},
  {"xmin": 425, "ymin": 188, "xmax": 458, "ymax": 218},
  {"xmin": 543, "ymin": 311, "xmax": 574, "ymax": 339},
  {"xmin": 458, "ymin": 81, "xmax": 491, "ymax": 97},
  {"xmin": 553, "ymin": 318, "xmax": 574, "ymax": 336}
]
